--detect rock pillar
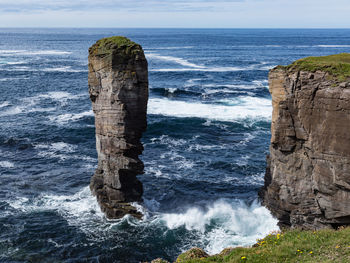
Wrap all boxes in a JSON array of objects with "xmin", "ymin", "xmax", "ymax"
[{"xmin": 88, "ymin": 36, "xmax": 148, "ymax": 219}]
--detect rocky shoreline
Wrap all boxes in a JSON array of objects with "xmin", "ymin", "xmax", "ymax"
[{"xmin": 87, "ymin": 36, "xmax": 350, "ymax": 259}]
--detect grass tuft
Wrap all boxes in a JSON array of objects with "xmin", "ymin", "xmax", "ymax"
[
  {"xmin": 177, "ymin": 227, "xmax": 350, "ymax": 262},
  {"xmin": 89, "ymin": 36, "xmax": 142, "ymax": 57}
]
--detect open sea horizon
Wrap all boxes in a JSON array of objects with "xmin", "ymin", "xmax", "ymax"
[{"xmin": 1, "ymin": 28, "xmax": 350, "ymax": 262}]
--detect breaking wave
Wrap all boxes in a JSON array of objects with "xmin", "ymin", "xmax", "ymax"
[
  {"xmin": 6, "ymin": 187, "xmax": 279, "ymax": 255},
  {"xmin": 148, "ymin": 97, "xmax": 272, "ymax": 122}
]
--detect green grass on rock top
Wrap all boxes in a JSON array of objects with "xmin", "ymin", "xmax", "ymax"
[
  {"xmin": 277, "ymin": 53, "xmax": 350, "ymax": 81},
  {"xmin": 174, "ymin": 227, "xmax": 350, "ymax": 263},
  {"xmin": 89, "ymin": 36, "xmax": 142, "ymax": 56}
]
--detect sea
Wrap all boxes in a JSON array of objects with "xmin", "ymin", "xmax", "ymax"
[{"xmin": 1, "ymin": 28, "xmax": 350, "ymax": 262}]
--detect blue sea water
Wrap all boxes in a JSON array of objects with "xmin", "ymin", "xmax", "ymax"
[{"xmin": 0, "ymin": 28, "xmax": 350, "ymax": 262}]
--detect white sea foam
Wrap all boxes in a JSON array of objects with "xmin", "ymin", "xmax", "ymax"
[
  {"xmin": 35, "ymin": 142, "xmax": 76, "ymax": 153},
  {"xmin": 316, "ymin": 45, "xmax": 350, "ymax": 48},
  {"xmin": 7, "ymin": 187, "xmax": 105, "ymax": 233},
  {"xmin": 0, "ymin": 50, "xmax": 71, "ymax": 56},
  {"xmin": 38, "ymin": 91, "xmax": 85, "ymax": 106},
  {"xmin": 7, "ymin": 187, "xmax": 279, "ymax": 253},
  {"xmin": 160, "ymin": 150, "xmax": 195, "ymax": 170},
  {"xmin": 148, "ymin": 97, "xmax": 272, "ymax": 122},
  {"xmin": 0, "ymin": 61, "xmax": 26, "ymax": 65},
  {"xmin": 148, "ymin": 55, "xmax": 270, "ymax": 72},
  {"xmin": 162, "ymin": 199, "xmax": 279, "ymax": 254},
  {"xmin": 146, "ymin": 53, "xmax": 205, "ymax": 69},
  {"xmin": 204, "ymin": 89, "xmax": 243, "ymax": 95},
  {"xmin": 150, "ymin": 135, "xmax": 187, "ymax": 147},
  {"xmin": 34, "ymin": 142, "xmax": 95, "ymax": 163},
  {"xmin": 145, "ymin": 166, "xmax": 164, "ymax": 178},
  {"xmin": 150, "ymin": 66, "xmax": 252, "ymax": 72},
  {"xmin": 146, "ymin": 46, "xmax": 194, "ymax": 50},
  {"xmin": 235, "ymin": 155, "xmax": 250, "ymax": 166},
  {"xmin": 0, "ymin": 101, "xmax": 9, "ymax": 108},
  {"xmin": 166, "ymin": 87, "xmax": 178, "ymax": 93},
  {"xmin": 0, "ymin": 161, "xmax": 14, "ymax": 168},
  {"xmin": 42, "ymin": 66, "xmax": 87, "ymax": 73},
  {"xmin": 0, "ymin": 77, "xmax": 29, "ymax": 81},
  {"xmin": 34, "ymin": 142, "xmax": 77, "ymax": 161},
  {"xmin": 238, "ymin": 132, "xmax": 257, "ymax": 146},
  {"xmin": 0, "ymin": 92, "xmax": 87, "ymax": 117},
  {"xmin": 0, "ymin": 106, "xmax": 23, "ymax": 116},
  {"xmin": 49, "ymin": 110, "xmax": 93, "ymax": 124},
  {"xmin": 184, "ymin": 78, "xmax": 202, "ymax": 87},
  {"xmin": 38, "ymin": 91, "xmax": 73, "ymax": 100},
  {"xmin": 0, "ymin": 104, "xmax": 56, "ymax": 117}
]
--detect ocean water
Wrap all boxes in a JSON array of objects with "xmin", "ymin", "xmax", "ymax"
[{"xmin": 1, "ymin": 28, "xmax": 350, "ymax": 262}]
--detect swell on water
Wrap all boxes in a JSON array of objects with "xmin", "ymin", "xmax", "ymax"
[{"xmin": 5, "ymin": 187, "xmax": 278, "ymax": 255}]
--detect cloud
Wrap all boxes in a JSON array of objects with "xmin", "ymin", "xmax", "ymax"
[{"xmin": 0, "ymin": 0, "xmax": 244, "ymax": 13}]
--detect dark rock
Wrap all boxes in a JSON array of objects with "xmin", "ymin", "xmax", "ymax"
[
  {"xmin": 88, "ymin": 36, "xmax": 148, "ymax": 219},
  {"xmin": 260, "ymin": 60, "xmax": 350, "ymax": 229}
]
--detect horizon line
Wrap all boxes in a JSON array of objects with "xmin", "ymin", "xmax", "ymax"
[{"xmin": 1, "ymin": 27, "xmax": 350, "ymax": 30}]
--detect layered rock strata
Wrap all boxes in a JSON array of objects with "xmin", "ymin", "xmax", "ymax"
[
  {"xmin": 260, "ymin": 53, "xmax": 350, "ymax": 229},
  {"xmin": 88, "ymin": 36, "xmax": 148, "ymax": 219}
]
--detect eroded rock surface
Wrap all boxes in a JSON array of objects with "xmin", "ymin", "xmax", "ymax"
[
  {"xmin": 260, "ymin": 54, "xmax": 350, "ymax": 229},
  {"xmin": 88, "ymin": 36, "xmax": 148, "ymax": 219}
]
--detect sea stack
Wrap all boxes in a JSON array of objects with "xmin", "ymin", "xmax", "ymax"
[
  {"xmin": 260, "ymin": 53, "xmax": 350, "ymax": 229},
  {"xmin": 88, "ymin": 36, "xmax": 148, "ymax": 219}
]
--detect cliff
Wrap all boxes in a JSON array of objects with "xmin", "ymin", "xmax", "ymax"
[
  {"xmin": 260, "ymin": 53, "xmax": 350, "ymax": 229},
  {"xmin": 88, "ymin": 36, "xmax": 148, "ymax": 219}
]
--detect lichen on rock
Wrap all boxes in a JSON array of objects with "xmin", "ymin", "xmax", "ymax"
[
  {"xmin": 260, "ymin": 53, "xmax": 350, "ymax": 229},
  {"xmin": 88, "ymin": 36, "xmax": 148, "ymax": 219}
]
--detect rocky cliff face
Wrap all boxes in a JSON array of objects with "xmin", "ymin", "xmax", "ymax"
[
  {"xmin": 260, "ymin": 54, "xmax": 350, "ymax": 229},
  {"xmin": 88, "ymin": 36, "xmax": 148, "ymax": 219}
]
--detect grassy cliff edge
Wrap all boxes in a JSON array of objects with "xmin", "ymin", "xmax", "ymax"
[
  {"xmin": 275, "ymin": 53, "xmax": 350, "ymax": 81},
  {"xmin": 170, "ymin": 227, "xmax": 350, "ymax": 263}
]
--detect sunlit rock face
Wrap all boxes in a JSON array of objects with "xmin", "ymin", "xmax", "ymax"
[
  {"xmin": 88, "ymin": 36, "xmax": 148, "ymax": 219},
  {"xmin": 261, "ymin": 54, "xmax": 350, "ymax": 229}
]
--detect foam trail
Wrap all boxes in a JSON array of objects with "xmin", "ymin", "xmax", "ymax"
[
  {"xmin": 150, "ymin": 66, "xmax": 252, "ymax": 72},
  {"xmin": 0, "ymin": 161, "xmax": 14, "ymax": 168},
  {"xmin": 316, "ymin": 45, "xmax": 350, "ymax": 48},
  {"xmin": 42, "ymin": 66, "xmax": 87, "ymax": 73},
  {"xmin": 38, "ymin": 91, "xmax": 85, "ymax": 101},
  {"xmin": 0, "ymin": 50, "xmax": 71, "ymax": 55},
  {"xmin": 148, "ymin": 97, "xmax": 272, "ymax": 122},
  {"xmin": 0, "ymin": 101, "xmax": 9, "ymax": 108},
  {"xmin": 146, "ymin": 46, "xmax": 194, "ymax": 50},
  {"xmin": 162, "ymin": 200, "xmax": 279, "ymax": 254},
  {"xmin": 6, "ymin": 187, "xmax": 105, "ymax": 231},
  {"xmin": 49, "ymin": 110, "xmax": 94, "ymax": 124},
  {"xmin": 146, "ymin": 53, "xmax": 205, "ymax": 69}
]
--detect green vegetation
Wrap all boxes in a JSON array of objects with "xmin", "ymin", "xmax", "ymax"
[
  {"xmin": 277, "ymin": 53, "xmax": 350, "ymax": 81},
  {"xmin": 176, "ymin": 227, "xmax": 350, "ymax": 263},
  {"xmin": 89, "ymin": 36, "xmax": 142, "ymax": 56},
  {"xmin": 177, "ymin": 248, "xmax": 209, "ymax": 262}
]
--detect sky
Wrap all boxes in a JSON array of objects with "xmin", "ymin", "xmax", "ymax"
[{"xmin": 0, "ymin": 0, "xmax": 349, "ymax": 28}]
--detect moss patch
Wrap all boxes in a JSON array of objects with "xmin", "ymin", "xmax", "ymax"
[
  {"xmin": 176, "ymin": 248, "xmax": 209, "ymax": 262},
  {"xmin": 89, "ymin": 36, "xmax": 142, "ymax": 57},
  {"xmin": 277, "ymin": 53, "xmax": 350, "ymax": 81},
  {"xmin": 176, "ymin": 227, "xmax": 350, "ymax": 262}
]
